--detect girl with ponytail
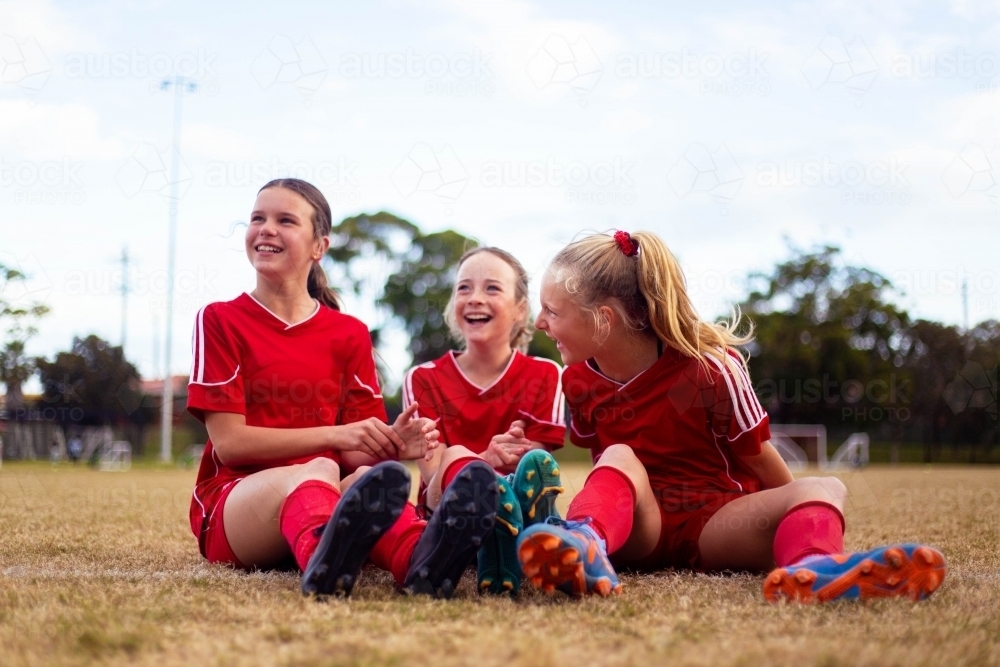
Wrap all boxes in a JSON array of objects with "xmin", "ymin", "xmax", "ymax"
[
  {"xmin": 517, "ymin": 230, "xmax": 946, "ymax": 604},
  {"xmin": 185, "ymin": 179, "xmax": 499, "ymax": 600}
]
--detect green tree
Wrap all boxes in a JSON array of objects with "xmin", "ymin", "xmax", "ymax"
[
  {"xmin": 0, "ymin": 263, "xmax": 50, "ymax": 411},
  {"xmin": 35, "ymin": 335, "xmax": 144, "ymax": 427},
  {"xmin": 379, "ymin": 230, "xmax": 477, "ymax": 364},
  {"xmin": 742, "ymin": 245, "xmax": 911, "ymax": 431}
]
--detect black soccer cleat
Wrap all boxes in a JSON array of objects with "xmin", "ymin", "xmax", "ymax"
[
  {"xmin": 301, "ymin": 461, "xmax": 411, "ymax": 598},
  {"xmin": 404, "ymin": 460, "xmax": 499, "ymax": 599}
]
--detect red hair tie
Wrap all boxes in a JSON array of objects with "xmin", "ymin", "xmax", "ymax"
[{"xmin": 613, "ymin": 230, "xmax": 639, "ymax": 257}]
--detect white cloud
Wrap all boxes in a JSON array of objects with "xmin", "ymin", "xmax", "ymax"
[{"xmin": 0, "ymin": 100, "xmax": 121, "ymax": 160}]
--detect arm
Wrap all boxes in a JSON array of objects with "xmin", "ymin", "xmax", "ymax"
[
  {"xmin": 736, "ymin": 440, "xmax": 794, "ymax": 489},
  {"xmin": 206, "ymin": 411, "xmax": 404, "ymax": 467}
]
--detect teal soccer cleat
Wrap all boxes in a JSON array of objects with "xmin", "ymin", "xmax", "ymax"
[
  {"xmin": 512, "ymin": 450, "xmax": 564, "ymax": 527},
  {"xmin": 477, "ymin": 474, "xmax": 524, "ymax": 595}
]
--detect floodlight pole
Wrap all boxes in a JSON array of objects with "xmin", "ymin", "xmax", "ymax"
[
  {"xmin": 120, "ymin": 245, "xmax": 129, "ymax": 350},
  {"xmin": 159, "ymin": 76, "xmax": 195, "ymax": 463}
]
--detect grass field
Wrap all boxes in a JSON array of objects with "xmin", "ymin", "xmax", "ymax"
[{"xmin": 1, "ymin": 462, "xmax": 998, "ymax": 667}]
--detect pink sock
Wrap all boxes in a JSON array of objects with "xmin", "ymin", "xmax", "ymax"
[
  {"xmin": 567, "ymin": 467, "xmax": 637, "ymax": 555},
  {"xmin": 367, "ymin": 503, "xmax": 426, "ymax": 585},
  {"xmin": 278, "ymin": 480, "xmax": 341, "ymax": 571},
  {"xmin": 773, "ymin": 501, "xmax": 846, "ymax": 567}
]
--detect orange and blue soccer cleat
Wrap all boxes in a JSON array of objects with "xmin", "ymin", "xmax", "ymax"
[
  {"xmin": 763, "ymin": 544, "xmax": 947, "ymax": 604},
  {"xmin": 517, "ymin": 518, "xmax": 622, "ymax": 598},
  {"xmin": 477, "ymin": 474, "xmax": 524, "ymax": 595},
  {"xmin": 512, "ymin": 450, "xmax": 564, "ymax": 527}
]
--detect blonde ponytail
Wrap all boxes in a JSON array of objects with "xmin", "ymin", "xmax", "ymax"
[{"xmin": 550, "ymin": 230, "xmax": 752, "ymax": 377}]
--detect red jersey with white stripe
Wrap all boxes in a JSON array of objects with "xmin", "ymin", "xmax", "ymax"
[
  {"xmin": 186, "ymin": 293, "xmax": 386, "ymax": 549},
  {"xmin": 402, "ymin": 350, "xmax": 566, "ymax": 453},
  {"xmin": 563, "ymin": 346, "xmax": 769, "ymax": 496}
]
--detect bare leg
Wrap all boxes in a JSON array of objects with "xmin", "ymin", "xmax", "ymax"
[
  {"xmin": 416, "ymin": 445, "xmax": 444, "ymax": 501},
  {"xmin": 584, "ymin": 444, "xmax": 663, "ymax": 563},
  {"xmin": 425, "ymin": 445, "xmax": 482, "ymax": 510},
  {"xmin": 223, "ymin": 457, "xmax": 342, "ymax": 569},
  {"xmin": 697, "ymin": 477, "xmax": 847, "ymax": 572}
]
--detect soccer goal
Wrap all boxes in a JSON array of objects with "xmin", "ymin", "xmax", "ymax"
[
  {"xmin": 98, "ymin": 441, "xmax": 132, "ymax": 472},
  {"xmin": 769, "ymin": 425, "xmax": 869, "ymax": 471}
]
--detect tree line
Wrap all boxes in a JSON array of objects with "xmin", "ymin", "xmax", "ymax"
[{"xmin": 1, "ymin": 218, "xmax": 996, "ymax": 462}]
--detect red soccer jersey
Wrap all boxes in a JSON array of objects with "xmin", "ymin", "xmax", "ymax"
[
  {"xmin": 186, "ymin": 293, "xmax": 386, "ymax": 549},
  {"xmin": 562, "ymin": 346, "xmax": 770, "ymax": 496},
  {"xmin": 402, "ymin": 350, "xmax": 566, "ymax": 453}
]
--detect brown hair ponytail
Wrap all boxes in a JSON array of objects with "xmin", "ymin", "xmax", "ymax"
[{"xmin": 258, "ymin": 178, "xmax": 341, "ymax": 311}]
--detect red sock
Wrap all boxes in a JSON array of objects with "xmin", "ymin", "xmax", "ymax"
[
  {"xmin": 440, "ymin": 456, "xmax": 480, "ymax": 492},
  {"xmin": 773, "ymin": 501, "xmax": 846, "ymax": 567},
  {"xmin": 367, "ymin": 502, "xmax": 426, "ymax": 585},
  {"xmin": 278, "ymin": 480, "xmax": 341, "ymax": 571},
  {"xmin": 566, "ymin": 467, "xmax": 637, "ymax": 555}
]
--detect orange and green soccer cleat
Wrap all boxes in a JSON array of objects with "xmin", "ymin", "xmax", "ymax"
[
  {"xmin": 763, "ymin": 543, "xmax": 947, "ymax": 603},
  {"xmin": 516, "ymin": 518, "xmax": 622, "ymax": 598}
]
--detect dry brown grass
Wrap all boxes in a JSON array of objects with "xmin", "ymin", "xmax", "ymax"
[{"xmin": 1, "ymin": 462, "xmax": 998, "ymax": 667}]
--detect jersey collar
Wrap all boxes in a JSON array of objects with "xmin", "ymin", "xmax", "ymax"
[
  {"xmin": 242, "ymin": 292, "xmax": 321, "ymax": 331},
  {"xmin": 448, "ymin": 349, "xmax": 520, "ymax": 396}
]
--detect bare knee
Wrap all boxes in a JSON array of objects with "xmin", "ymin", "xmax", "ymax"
[
  {"xmin": 439, "ymin": 445, "xmax": 476, "ymax": 468},
  {"xmin": 595, "ymin": 444, "xmax": 649, "ymax": 488},
  {"xmin": 292, "ymin": 457, "xmax": 341, "ymax": 489},
  {"xmin": 786, "ymin": 476, "xmax": 847, "ymax": 511}
]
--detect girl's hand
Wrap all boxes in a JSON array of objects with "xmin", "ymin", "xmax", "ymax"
[
  {"xmin": 332, "ymin": 417, "xmax": 405, "ymax": 460},
  {"xmin": 481, "ymin": 429, "xmax": 531, "ymax": 473},
  {"xmin": 392, "ymin": 402, "xmax": 441, "ymax": 461}
]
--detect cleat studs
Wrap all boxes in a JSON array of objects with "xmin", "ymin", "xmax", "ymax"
[
  {"xmin": 595, "ymin": 579, "xmax": 612, "ymax": 597},
  {"xmin": 499, "ymin": 484, "xmax": 506, "ymax": 493},
  {"xmin": 446, "ymin": 517, "xmax": 457, "ymax": 527},
  {"xmin": 562, "ymin": 549, "xmax": 579, "ymax": 564},
  {"xmin": 502, "ymin": 581, "xmax": 514, "ymax": 590},
  {"xmin": 471, "ymin": 536, "xmax": 482, "ymax": 547},
  {"xmin": 531, "ymin": 576, "xmax": 543, "ymax": 586},
  {"xmin": 370, "ymin": 524, "xmax": 383, "ymax": 535},
  {"xmin": 525, "ymin": 489, "xmax": 535, "ymax": 499},
  {"xmin": 523, "ymin": 564, "xmax": 540, "ymax": 577},
  {"xmin": 315, "ymin": 564, "xmax": 328, "ymax": 576},
  {"xmin": 860, "ymin": 561, "xmax": 873, "ymax": 575},
  {"xmin": 373, "ymin": 470, "xmax": 384, "ymax": 481},
  {"xmin": 543, "ymin": 457, "xmax": 551, "ymax": 464},
  {"xmin": 794, "ymin": 570, "xmax": 815, "ymax": 584},
  {"xmin": 543, "ymin": 583, "xmax": 555, "ymax": 593},
  {"xmin": 504, "ymin": 503, "xmax": 514, "ymax": 512},
  {"xmin": 552, "ymin": 468, "xmax": 559, "ymax": 476},
  {"xmin": 338, "ymin": 518, "xmax": 351, "ymax": 528},
  {"xmin": 549, "ymin": 565, "xmax": 560, "ymax": 576},
  {"xmin": 526, "ymin": 471, "xmax": 536, "ymax": 480},
  {"xmin": 768, "ymin": 571, "xmax": 783, "ymax": 584},
  {"xmin": 886, "ymin": 549, "xmax": 904, "ymax": 568},
  {"xmin": 886, "ymin": 575, "xmax": 901, "ymax": 586}
]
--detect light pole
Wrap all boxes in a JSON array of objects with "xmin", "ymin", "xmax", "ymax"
[{"xmin": 159, "ymin": 75, "xmax": 196, "ymax": 464}]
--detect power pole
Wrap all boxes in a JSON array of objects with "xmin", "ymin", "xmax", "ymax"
[
  {"xmin": 120, "ymin": 245, "xmax": 129, "ymax": 350},
  {"xmin": 159, "ymin": 75, "xmax": 197, "ymax": 464},
  {"xmin": 962, "ymin": 275, "xmax": 969, "ymax": 331}
]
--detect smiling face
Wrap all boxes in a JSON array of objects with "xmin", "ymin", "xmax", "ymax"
[
  {"xmin": 245, "ymin": 187, "xmax": 327, "ymax": 282},
  {"xmin": 452, "ymin": 251, "xmax": 526, "ymax": 351},
  {"xmin": 535, "ymin": 269, "xmax": 602, "ymax": 367}
]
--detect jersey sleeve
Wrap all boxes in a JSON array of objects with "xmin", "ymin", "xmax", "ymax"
[
  {"xmin": 339, "ymin": 328, "xmax": 388, "ymax": 425},
  {"xmin": 518, "ymin": 359, "xmax": 566, "ymax": 449},
  {"xmin": 187, "ymin": 304, "xmax": 245, "ymax": 422},
  {"xmin": 704, "ymin": 351, "xmax": 770, "ymax": 457}
]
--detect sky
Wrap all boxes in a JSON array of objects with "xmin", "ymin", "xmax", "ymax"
[{"xmin": 2, "ymin": 0, "xmax": 999, "ymax": 392}]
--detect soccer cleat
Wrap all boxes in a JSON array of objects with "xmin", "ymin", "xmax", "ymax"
[
  {"xmin": 404, "ymin": 460, "xmax": 499, "ymax": 599},
  {"xmin": 512, "ymin": 450, "xmax": 564, "ymax": 527},
  {"xmin": 477, "ymin": 474, "xmax": 524, "ymax": 595},
  {"xmin": 301, "ymin": 461, "xmax": 410, "ymax": 598},
  {"xmin": 763, "ymin": 544, "xmax": 947, "ymax": 604},
  {"xmin": 516, "ymin": 518, "xmax": 622, "ymax": 598}
]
